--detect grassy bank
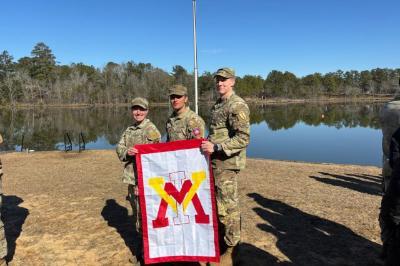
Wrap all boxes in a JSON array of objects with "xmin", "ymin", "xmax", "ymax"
[
  {"xmin": 245, "ymin": 95, "xmax": 392, "ymax": 104},
  {"xmin": 1, "ymin": 150, "xmax": 383, "ymax": 265}
]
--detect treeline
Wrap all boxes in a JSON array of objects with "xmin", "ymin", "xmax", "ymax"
[{"xmin": 0, "ymin": 42, "xmax": 399, "ymax": 105}]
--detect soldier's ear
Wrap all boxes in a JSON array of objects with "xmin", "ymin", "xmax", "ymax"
[{"xmin": 230, "ymin": 78, "xmax": 236, "ymax": 86}]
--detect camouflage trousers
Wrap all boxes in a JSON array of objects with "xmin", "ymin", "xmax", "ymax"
[
  {"xmin": 213, "ymin": 168, "xmax": 240, "ymax": 247},
  {"xmin": 0, "ymin": 158, "xmax": 7, "ymax": 259},
  {"xmin": 128, "ymin": 184, "xmax": 142, "ymax": 235},
  {"xmin": 127, "ymin": 184, "xmax": 143, "ymax": 260},
  {"xmin": 382, "ymin": 154, "xmax": 391, "ymax": 192}
]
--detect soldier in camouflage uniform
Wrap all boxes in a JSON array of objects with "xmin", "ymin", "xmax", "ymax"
[
  {"xmin": 201, "ymin": 67, "xmax": 250, "ymax": 265},
  {"xmin": 116, "ymin": 98, "xmax": 161, "ymax": 265},
  {"xmin": 0, "ymin": 134, "xmax": 8, "ymax": 266},
  {"xmin": 379, "ymin": 79, "xmax": 400, "ymax": 264},
  {"xmin": 166, "ymin": 84, "xmax": 205, "ymax": 141},
  {"xmin": 379, "ymin": 125, "xmax": 400, "ymax": 265},
  {"xmin": 381, "ymin": 97, "xmax": 400, "ymax": 192}
]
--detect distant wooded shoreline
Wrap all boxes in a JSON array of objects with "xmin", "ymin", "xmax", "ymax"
[
  {"xmin": 0, "ymin": 94, "xmax": 393, "ymax": 109},
  {"xmin": 1, "ymin": 42, "xmax": 399, "ymax": 106}
]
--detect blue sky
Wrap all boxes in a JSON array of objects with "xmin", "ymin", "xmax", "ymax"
[{"xmin": 0, "ymin": 0, "xmax": 399, "ymax": 77}]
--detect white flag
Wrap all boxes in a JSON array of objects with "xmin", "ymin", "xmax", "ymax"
[{"xmin": 136, "ymin": 139, "xmax": 220, "ymax": 264}]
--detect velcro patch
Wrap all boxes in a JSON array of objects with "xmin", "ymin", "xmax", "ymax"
[
  {"xmin": 147, "ymin": 130, "xmax": 160, "ymax": 140},
  {"xmin": 192, "ymin": 128, "xmax": 200, "ymax": 136},
  {"xmin": 238, "ymin": 111, "xmax": 248, "ymax": 121}
]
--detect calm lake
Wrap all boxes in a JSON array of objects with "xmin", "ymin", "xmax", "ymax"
[{"xmin": 0, "ymin": 102, "xmax": 383, "ymax": 167}]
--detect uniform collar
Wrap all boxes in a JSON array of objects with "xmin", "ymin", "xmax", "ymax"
[
  {"xmin": 131, "ymin": 118, "xmax": 149, "ymax": 129},
  {"xmin": 172, "ymin": 107, "xmax": 191, "ymax": 120},
  {"xmin": 218, "ymin": 91, "xmax": 235, "ymax": 103}
]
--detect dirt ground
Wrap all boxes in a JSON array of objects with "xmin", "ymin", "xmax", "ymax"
[{"xmin": 1, "ymin": 150, "xmax": 383, "ymax": 266}]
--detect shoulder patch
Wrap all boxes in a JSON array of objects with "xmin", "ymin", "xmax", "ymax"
[
  {"xmin": 187, "ymin": 115, "xmax": 204, "ymax": 139},
  {"xmin": 147, "ymin": 129, "xmax": 160, "ymax": 140},
  {"xmin": 238, "ymin": 111, "xmax": 247, "ymax": 121},
  {"xmin": 190, "ymin": 127, "xmax": 201, "ymax": 139}
]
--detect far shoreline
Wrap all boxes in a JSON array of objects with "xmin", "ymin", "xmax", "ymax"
[{"xmin": 0, "ymin": 95, "xmax": 393, "ymax": 109}]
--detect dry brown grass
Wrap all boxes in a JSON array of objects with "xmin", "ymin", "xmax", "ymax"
[{"xmin": 1, "ymin": 151, "xmax": 383, "ymax": 265}]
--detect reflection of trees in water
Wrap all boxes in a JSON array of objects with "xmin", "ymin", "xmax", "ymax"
[
  {"xmin": 0, "ymin": 106, "xmax": 170, "ymax": 151},
  {"xmin": 0, "ymin": 102, "xmax": 383, "ymax": 151},
  {"xmin": 250, "ymin": 102, "xmax": 382, "ymax": 131}
]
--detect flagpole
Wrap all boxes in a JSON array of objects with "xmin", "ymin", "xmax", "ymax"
[{"xmin": 192, "ymin": 0, "xmax": 199, "ymax": 114}]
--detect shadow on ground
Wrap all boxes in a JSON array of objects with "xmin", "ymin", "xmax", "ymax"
[
  {"xmin": 101, "ymin": 199, "xmax": 139, "ymax": 257},
  {"xmin": 345, "ymin": 173, "xmax": 382, "ymax": 183},
  {"xmin": 248, "ymin": 193, "xmax": 383, "ymax": 266},
  {"xmin": 2, "ymin": 195, "xmax": 29, "ymax": 262},
  {"xmin": 235, "ymin": 242, "xmax": 282, "ymax": 266},
  {"xmin": 309, "ymin": 171, "xmax": 382, "ymax": 196},
  {"xmin": 101, "ymin": 199, "xmax": 227, "ymax": 266}
]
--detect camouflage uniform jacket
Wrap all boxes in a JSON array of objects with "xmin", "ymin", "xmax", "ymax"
[
  {"xmin": 116, "ymin": 119, "xmax": 161, "ymax": 185},
  {"xmin": 381, "ymin": 100, "xmax": 400, "ymax": 183},
  {"xmin": 0, "ymin": 133, "xmax": 3, "ymax": 179},
  {"xmin": 166, "ymin": 108, "xmax": 205, "ymax": 141},
  {"xmin": 0, "ymin": 133, "xmax": 3, "ymax": 183},
  {"xmin": 379, "ymin": 126, "xmax": 400, "ymax": 260},
  {"xmin": 209, "ymin": 93, "xmax": 250, "ymax": 170},
  {"xmin": 0, "ymin": 133, "xmax": 6, "ymax": 259}
]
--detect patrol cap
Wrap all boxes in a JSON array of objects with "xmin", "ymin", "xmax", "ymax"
[
  {"xmin": 214, "ymin": 67, "xmax": 235, "ymax": 79},
  {"xmin": 168, "ymin": 85, "xmax": 188, "ymax": 96},
  {"xmin": 131, "ymin": 97, "xmax": 149, "ymax": 109}
]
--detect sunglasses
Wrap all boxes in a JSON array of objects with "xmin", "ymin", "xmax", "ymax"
[
  {"xmin": 169, "ymin": 95, "xmax": 184, "ymax": 100},
  {"xmin": 215, "ymin": 76, "xmax": 229, "ymax": 82},
  {"xmin": 131, "ymin": 106, "xmax": 147, "ymax": 111}
]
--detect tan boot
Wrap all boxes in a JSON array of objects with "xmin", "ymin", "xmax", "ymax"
[
  {"xmin": 219, "ymin": 247, "xmax": 234, "ymax": 266},
  {"xmin": 128, "ymin": 255, "xmax": 141, "ymax": 266}
]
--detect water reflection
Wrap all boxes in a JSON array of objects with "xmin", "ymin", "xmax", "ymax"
[
  {"xmin": 249, "ymin": 102, "xmax": 381, "ymax": 130},
  {"xmin": 0, "ymin": 102, "xmax": 383, "ymax": 166},
  {"xmin": 247, "ymin": 103, "xmax": 382, "ymax": 166}
]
